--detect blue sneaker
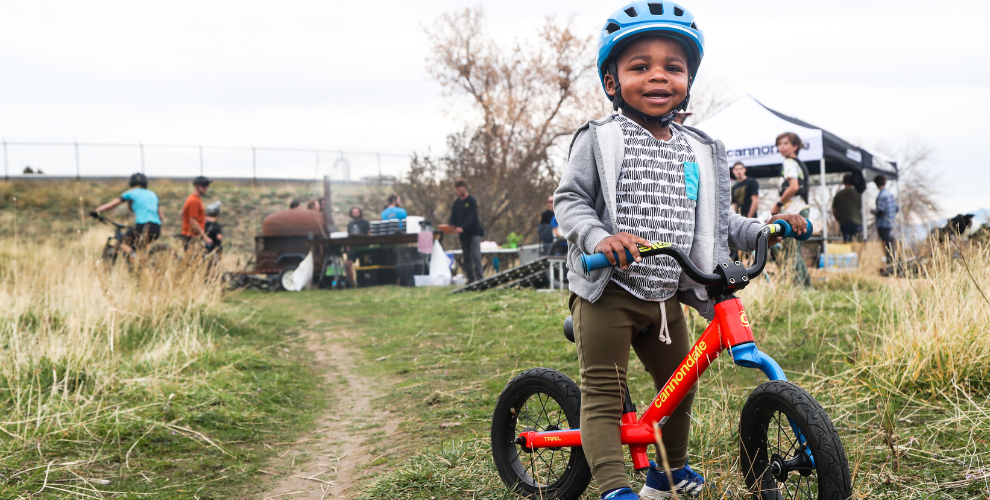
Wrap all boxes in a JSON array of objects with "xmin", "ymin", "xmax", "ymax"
[
  {"xmin": 601, "ymin": 487, "xmax": 639, "ymax": 499},
  {"xmin": 638, "ymin": 460, "xmax": 711, "ymax": 498}
]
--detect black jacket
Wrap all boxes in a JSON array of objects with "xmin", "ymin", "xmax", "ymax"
[{"xmin": 450, "ymin": 195, "xmax": 484, "ymax": 237}]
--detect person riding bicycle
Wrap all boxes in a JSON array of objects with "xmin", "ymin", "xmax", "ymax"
[
  {"xmin": 90, "ymin": 172, "xmax": 163, "ymax": 259},
  {"xmin": 553, "ymin": 3, "xmax": 807, "ymax": 498}
]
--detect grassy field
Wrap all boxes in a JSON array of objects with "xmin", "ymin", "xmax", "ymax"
[
  {"xmin": 0, "ymin": 235, "xmax": 328, "ymax": 499},
  {"xmin": 3, "ymin": 180, "xmax": 988, "ymax": 499},
  {"xmin": 230, "ymin": 240, "xmax": 990, "ymax": 499}
]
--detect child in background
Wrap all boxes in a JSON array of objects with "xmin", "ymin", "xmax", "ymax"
[
  {"xmin": 770, "ymin": 132, "xmax": 812, "ymax": 287},
  {"xmin": 553, "ymin": 2, "xmax": 807, "ymax": 498},
  {"xmin": 204, "ymin": 201, "xmax": 223, "ymax": 256}
]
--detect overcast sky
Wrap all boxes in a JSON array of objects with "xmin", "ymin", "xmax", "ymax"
[{"xmin": 1, "ymin": 0, "xmax": 986, "ymax": 216}]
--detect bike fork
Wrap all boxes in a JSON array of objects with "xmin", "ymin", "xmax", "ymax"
[{"xmin": 731, "ymin": 343, "xmax": 815, "ymax": 467}]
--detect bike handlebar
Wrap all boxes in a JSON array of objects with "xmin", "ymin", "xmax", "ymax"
[
  {"xmin": 580, "ymin": 219, "xmax": 813, "ymax": 285},
  {"xmin": 90, "ymin": 212, "xmax": 127, "ymax": 230}
]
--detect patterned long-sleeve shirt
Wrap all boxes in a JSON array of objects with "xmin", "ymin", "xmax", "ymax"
[
  {"xmin": 873, "ymin": 188, "xmax": 898, "ymax": 229},
  {"xmin": 610, "ymin": 115, "xmax": 696, "ymax": 301}
]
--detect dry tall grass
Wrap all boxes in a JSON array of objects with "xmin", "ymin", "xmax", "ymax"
[
  {"xmin": 0, "ymin": 231, "xmax": 226, "ymax": 492},
  {"xmin": 0, "ymin": 231, "xmax": 220, "ymax": 376},
  {"xmin": 858, "ymin": 241, "xmax": 990, "ymax": 395}
]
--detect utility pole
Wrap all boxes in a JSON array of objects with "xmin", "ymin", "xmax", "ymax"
[
  {"xmin": 252, "ymin": 146, "xmax": 257, "ymax": 187},
  {"xmin": 3, "ymin": 139, "xmax": 7, "ymax": 182},
  {"xmin": 199, "ymin": 144, "xmax": 204, "ymax": 176},
  {"xmin": 820, "ymin": 156, "xmax": 828, "ymax": 259},
  {"xmin": 74, "ymin": 141, "xmax": 80, "ymax": 181},
  {"xmin": 140, "ymin": 143, "xmax": 145, "ymax": 174},
  {"xmin": 314, "ymin": 151, "xmax": 320, "ymax": 183}
]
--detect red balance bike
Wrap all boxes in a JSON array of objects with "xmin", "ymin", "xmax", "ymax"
[{"xmin": 491, "ymin": 220, "xmax": 851, "ymax": 500}]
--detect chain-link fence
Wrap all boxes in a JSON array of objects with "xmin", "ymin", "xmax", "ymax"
[{"xmin": 1, "ymin": 140, "xmax": 412, "ymax": 183}]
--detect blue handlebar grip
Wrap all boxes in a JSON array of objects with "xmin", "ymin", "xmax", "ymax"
[
  {"xmin": 774, "ymin": 218, "xmax": 813, "ymax": 241},
  {"xmin": 581, "ymin": 249, "xmax": 634, "ymax": 274}
]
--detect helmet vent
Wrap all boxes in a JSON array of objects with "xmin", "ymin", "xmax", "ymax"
[
  {"xmin": 690, "ymin": 22, "xmax": 697, "ymax": 29},
  {"xmin": 606, "ymin": 22, "xmax": 621, "ymax": 34},
  {"xmin": 648, "ymin": 3, "xmax": 663, "ymax": 15},
  {"xmin": 673, "ymin": 6, "xmax": 684, "ymax": 16},
  {"xmin": 624, "ymin": 7, "xmax": 638, "ymax": 17}
]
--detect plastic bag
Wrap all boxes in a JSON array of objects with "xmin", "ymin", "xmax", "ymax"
[
  {"xmin": 289, "ymin": 250, "xmax": 314, "ymax": 292},
  {"xmin": 428, "ymin": 240, "xmax": 452, "ymax": 286}
]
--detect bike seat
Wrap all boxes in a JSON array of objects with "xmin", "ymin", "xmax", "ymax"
[{"xmin": 563, "ymin": 316, "xmax": 653, "ymax": 343}]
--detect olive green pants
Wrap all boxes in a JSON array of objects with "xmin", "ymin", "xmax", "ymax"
[{"xmin": 569, "ymin": 282, "xmax": 697, "ymax": 493}]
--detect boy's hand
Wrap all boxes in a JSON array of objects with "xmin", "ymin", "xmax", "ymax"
[
  {"xmin": 594, "ymin": 232, "xmax": 652, "ymax": 270},
  {"xmin": 767, "ymin": 214, "xmax": 808, "ymax": 245}
]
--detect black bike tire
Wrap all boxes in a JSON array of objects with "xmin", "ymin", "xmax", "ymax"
[
  {"xmin": 491, "ymin": 367, "xmax": 591, "ymax": 500},
  {"xmin": 739, "ymin": 380, "xmax": 851, "ymax": 500}
]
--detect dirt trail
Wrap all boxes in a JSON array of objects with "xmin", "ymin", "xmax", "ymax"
[{"xmin": 261, "ymin": 326, "xmax": 398, "ymax": 500}]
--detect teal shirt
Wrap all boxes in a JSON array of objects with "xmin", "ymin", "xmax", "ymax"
[
  {"xmin": 380, "ymin": 206, "xmax": 407, "ymax": 220},
  {"xmin": 120, "ymin": 188, "xmax": 161, "ymax": 225}
]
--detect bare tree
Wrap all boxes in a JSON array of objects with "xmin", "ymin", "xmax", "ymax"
[
  {"xmin": 682, "ymin": 75, "xmax": 732, "ymax": 126},
  {"xmin": 808, "ymin": 182, "xmax": 842, "ymax": 237},
  {"xmin": 874, "ymin": 141, "xmax": 941, "ymax": 226},
  {"xmin": 395, "ymin": 8, "xmax": 598, "ymax": 245}
]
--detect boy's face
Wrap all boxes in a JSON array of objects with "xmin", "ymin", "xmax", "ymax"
[
  {"xmin": 455, "ymin": 186, "xmax": 468, "ymax": 199},
  {"xmin": 604, "ymin": 36, "xmax": 690, "ymax": 119},
  {"xmin": 777, "ymin": 138, "xmax": 798, "ymax": 158},
  {"xmin": 350, "ymin": 208, "xmax": 361, "ymax": 219}
]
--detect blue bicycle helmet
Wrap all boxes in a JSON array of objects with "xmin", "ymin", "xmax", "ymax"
[{"xmin": 597, "ymin": 1, "xmax": 705, "ymax": 124}]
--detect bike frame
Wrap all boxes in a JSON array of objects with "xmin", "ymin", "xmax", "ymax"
[{"xmin": 516, "ymin": 296, "xmax": 788, "ymax": 470}]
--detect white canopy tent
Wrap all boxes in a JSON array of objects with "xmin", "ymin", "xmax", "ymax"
[{"xmin": 696, "ymin": 95, "xmax": 899, "ymax": 253}]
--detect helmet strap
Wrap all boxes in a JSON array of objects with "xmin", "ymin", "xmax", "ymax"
[{"xmin": 609, "ymin": 61, "xmax": 691, "ymax": 128}]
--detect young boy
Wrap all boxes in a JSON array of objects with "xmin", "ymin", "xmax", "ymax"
[{"xmin": 554, "ymin": 3, "xmax": 806, "ymax": 499}]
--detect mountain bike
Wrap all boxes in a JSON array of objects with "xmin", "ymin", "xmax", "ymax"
[
  {"xmin": 491, "ymin": 219, "xmax": 851, "ymax": 500},
  {"xmin": 91, "ymin": 213, "xmax": 171, "ymax": 268},
  {"xmin": 92, "ymin": 214, "xmax": 130, "ymax": 266}
]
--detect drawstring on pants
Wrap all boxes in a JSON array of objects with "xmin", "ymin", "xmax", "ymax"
[{"xmin": 657, "ymin": 301, "xmax": 671, "ymax": 344}]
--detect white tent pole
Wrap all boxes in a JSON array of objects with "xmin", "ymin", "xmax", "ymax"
[
  {"xmin": 820, "ymin": 156, "xmax": 828, "ymax": 263},
  {"xmin": 862, "ymin": 186, "xmax": 869, "ymax": 241},
  {"xmin": 896, "ymin": 179, "xmax": 903, "ymax": 240}
]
